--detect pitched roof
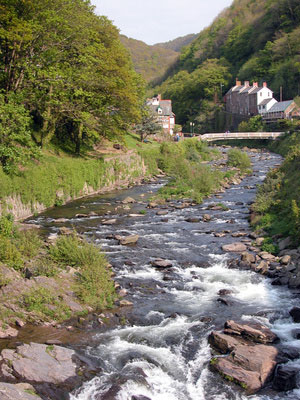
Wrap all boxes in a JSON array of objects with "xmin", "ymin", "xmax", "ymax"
[
  {"xmin": 249, "ymin": 87, "xmax": 263, "ymax": 94},
  {"xmin": 150, "ymin": 100, "xmax": 173, "ymax": 116},
  {"xmin": 268, "ymin": 100, "xmax": 294, "ymax": 113},
  {"xmin": 259, "ymin": 98, "xmax": 274, "ymax": 106}
]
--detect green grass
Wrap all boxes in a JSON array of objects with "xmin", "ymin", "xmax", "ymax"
[{"xmin": 50, "ymin": 235, "xmax": 116, "ymax": 309}]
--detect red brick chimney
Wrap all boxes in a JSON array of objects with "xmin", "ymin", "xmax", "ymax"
[
  {"xmin": 157, "ymin": 94, "xmax": 162, "ymax": 101},
  {"xmin": 253, "ymin": 82, "xmax": 258, "ymax": 87},
  {"xmin": 263, "ymin": 82, "xmax": 267, "ymax": 88},
  {"xmin": 235, "ymin": 78, "xmax": 241, "ymax": 86}
]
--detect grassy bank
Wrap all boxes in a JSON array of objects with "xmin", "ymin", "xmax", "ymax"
[
  {"xmin": 0, "ymin": 215, "xmax": 116, "ymax": 325},
  {"xmin": 252, "ymin": 132, "xmax": 300, "ymax": 247},
  {"xmin": 0, "ymin": 147, "xmax": 146, "ymax": 220}
]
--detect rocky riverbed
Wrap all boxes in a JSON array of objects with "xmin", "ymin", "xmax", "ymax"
[{"xmin": 1, "ymin": 148, "xmax": 300, "ymax": 400}]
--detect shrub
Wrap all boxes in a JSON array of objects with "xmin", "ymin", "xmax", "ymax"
[
  {"xmin": 0, "ymin": 236, "xmax": 23, "ymax": 270},
  {"xmin": 0, "ymin": 215, "xmax": 15, "ymax": 238},
  {"xmin": 227, "ymin": 149, "xmax": 251, "ymax": 172}
]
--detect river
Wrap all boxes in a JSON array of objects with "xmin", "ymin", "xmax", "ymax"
[{"xmin": 28, "ymin": 149, "xmax": 300, "ymax": 400}]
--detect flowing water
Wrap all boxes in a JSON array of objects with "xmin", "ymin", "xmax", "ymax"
[{"xmin": 28, "ymin": 150, "xmax": 300, "ymax": 400}]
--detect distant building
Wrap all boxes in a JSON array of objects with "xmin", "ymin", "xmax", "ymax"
[
  {"xmin": 224, "ymin": 79, "xmax": 274, "ymax": 116},
  {"xmin": 262, "ymin": 100, "xmax": 300, "ymax": 123},
  {"xmin": 224, "ymin": 79, "xmax": 300, "ymax": 123},
  {"xmin": 147, "ymin": 94, "xmax": 175, "ymax": 135}
]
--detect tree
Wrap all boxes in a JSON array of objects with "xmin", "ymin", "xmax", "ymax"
[
  {"xmin": 0, "ymin": 93, "xmax": 38, "ymax": 174},
  {"xmin": 134, "ymin": 105, "xmax": 163, "ymax": 142}
]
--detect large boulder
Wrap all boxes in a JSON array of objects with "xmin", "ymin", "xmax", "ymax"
[
  {"xmin": 224, "ymin": 320, "xmax": 278, "ymax": 344},
  {"xmin": 0, "ymin": 343, "xmax": 96, "ymax": 390},
  {"xmin": 222, "ymin": 242, "xmax": 247, "ymax": 252},
  {"xmin": 0, "ymin": 382, "xmax": 41, "ymax": 400},
  {"xmin": 0, "ymin": 325, "xmax": 18, "ymax": 339},
  {"xmin": 272, "ymin": 365, "xmax": 300, "ymax": 391},
  {"xmin": 211, "ymin": 357, "xmax": 261, "ymax": 394},
  {"xmin": 208, "ymin": 331, "xmax": 245, "ymax": 354},
  {"xmin": 117, "ymin": 235, "xmax": 139, "ymax": 245},
  {"xmin": 289, "ymin": 307, "xmax": 300, "ymax": 323}
]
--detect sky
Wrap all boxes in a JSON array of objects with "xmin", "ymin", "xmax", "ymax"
[{"xmin": 92, "ymin": 0, "xmax": 233, "ymax": 45}]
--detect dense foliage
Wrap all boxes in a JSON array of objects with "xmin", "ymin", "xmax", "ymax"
[
  {"xmin": 153, "ymin": 0, "xmax": 300, "ymax": 131},
  {"xmin": 0, "ymin": 0, "xmax": 143, "ymax": 171},
  {"xmin": 253, "ymin": 131, "xmax": 300, "ymax": 245},
  {"xmin": 120, "ymin": 35, "xmax": 179, "ymax": 84}
]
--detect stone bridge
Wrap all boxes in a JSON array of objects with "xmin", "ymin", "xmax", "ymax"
[{"xmin": 198, "ymin": 132, "xmax": 285, "ymax": 141}]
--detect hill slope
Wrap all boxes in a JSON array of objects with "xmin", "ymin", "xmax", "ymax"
[
  {"xmin": 154, "ymin": 0, "xmax": 300, "ymax": 130},
  {"xmin": 120, "ymin": 34, "xmax": 198, "ymax": 83},
  {"xmin": 155, "ymin": 33, "xmax": 198, "ymax": 52}
]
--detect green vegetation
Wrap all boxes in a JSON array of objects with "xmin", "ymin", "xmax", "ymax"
[
  {"xmin": 153, "ymin": 0, "xmax": 300, "ymax": 132},
  {"xmin": 22, "ymin": 287, "xmax": 71, "ymax": 321},
  {"xmin": 50, "ymin": 235, "xmax": 116, "ymax": 308},
  {"xmin": 140, "ymin": 139, "xmax": 224, "ymax": 203},
  {"xmin": 0, "ymin": 215, "xmax": 116, "ymax": 323},
  {"xmin": 238, "ymin": 115, "xmax": 265, "ymax": 133},
  {"xmin": 227, "ymin": 149, "xmax": 252, "ymax": 172},
  {"xmin": 252, "ymin": 131, "xmax": 300, "ymax": 246},
  {"xmin": 120, "ymin": 35, "xmax": 179, "ymax": 84},
  {"xmin": 0, "ymin": 0, "xmax": 143, "ymax": 174}
]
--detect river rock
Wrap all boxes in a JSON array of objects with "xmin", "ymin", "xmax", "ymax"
[
  {"xmin": 278, "ymin": 237, "xmax": 292, "ymax": 251},
  {"xmin": 119, "ymin": 300, "xmax": 133, "ymax": 307},
  {"xmin": 272, "ymin": 365, "xmax": 300, "ymax": 391},
  {"xmin": 75, "ymin": 213, "xmax": 87, "ymax": 218},
  {"xmin": 214, "ymin": 232, "xmax": 226, "ymax": 237},
  {"xmin": 255, "ymin": 237, "xmax": 265, "ymax": 246},
  {"xmin": 118, "ymin": 235, "xmax": 139, "ymax": 245},
  {"xmin": 259, "ymin": 252, "xmax": 276, "ymax": 261},
  {"xmin": 222, "ymin": 242, "xmax": 247, "ymax": 252},
  {"xmin": 289, "ymin": 307, "xmax": 300, "ymax": 323},
  {"xmin": 102, "ymin": 219, "xmax": 117, "ymax": 225},
  {"xmin": 232, "ymin": 232, "xmax": 248, "ymax": 238},
  {"xmin": 280, "ymin": 255, "xmax": 291, "ymax": 265},
  {"xmin": 218, "ymin": 289, "xmax": 233, "ymax": 296},
  {"xmin": 255, "ymin": 261, "xmax": 269, "ymax": 275},
  {"xmin": 131, "ymin": 396, "xmax": 152, "ymax": 400},
  {"xmin": 202, "ymin": 214, "xmax": 212, "ymax": 222},
  {"xmin": 224, "ymin": 320, "xmax": 278, "ymax": 344},
  {"xmin": 185, "ymin": 217, "xmax": 200, "ymax": 223},
  {"xmin": 241, "ymin": 252, "xmax": 256, "ymax": 264},
  {"xmin": 208, "ymin": 331, "xmax": 244, "ymax": 353},
  {"xmin": 0, "ymin": 325, "xmax": 18, "ymax": 338},
  {"xmin": 0, "ymin": 382, "xmax": 41, "ymax": 400},
  {"xmin": 0, "ymin": 343, "xmax": 88, "ymax": 387},
  {"xmin": 211, "ymin": 357, "xmax": 261, "ymax": 394},
  {"xmin": 122, "ymin": 197, "xmax": 136, "ymax": 204},
  {"xmin": 151, "ymin": 259, "xmax": 173, "ymax": 268},
  {"xmin": 156, "ymin": 210, "xmax": 168, "ymax": 216}
]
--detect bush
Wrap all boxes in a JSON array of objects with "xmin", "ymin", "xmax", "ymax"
[
  {"xmin": 0, "ymin": 215, "xmax": 15, "ymax": 238},
  {"xmin": 0, "ymin": 236, "xmax": 23, "ymax": 270},
  {"xmin": 227, "ymin": 149, "xmax": 251, "ymax": 172}
]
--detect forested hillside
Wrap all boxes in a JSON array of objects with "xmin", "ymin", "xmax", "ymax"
[
  {"xmin": 0, "ymin": 0, "xmax": 143, "ymax": 173},
  {"xmin": 120, "ymin": 35, "xmax": 179, "ymax": 83},
  {"xmin": 154, "ymin": 0, "xmax": 300, "ymax": 131},
  {"xmin": 155, "ymin": 33, "xmax": 198, "ymax": 52}
]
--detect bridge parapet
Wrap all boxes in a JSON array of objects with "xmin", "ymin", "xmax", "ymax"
[{"xmin": 199, "ymin": 132, "xmax": 285, "ymax": 141}]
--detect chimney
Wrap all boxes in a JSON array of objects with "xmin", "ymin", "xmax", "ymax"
[
  {"xmin": 235, "ymin": 78, "xmax": 241, "ymax": 86},
  {"xmin": 263, "ymin": 82, "xmax": 267, "ymax": 88},
  {"xmin": 157, "ymin": 94, "xmax": 162, "ymax": 101},
  {"xmin": 253, "ymin": 82, "xmax": 258, "ymax": 87},
  {"xmin": 244, "ymin": 81, "xmax": 250, "ymax": 87}
]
